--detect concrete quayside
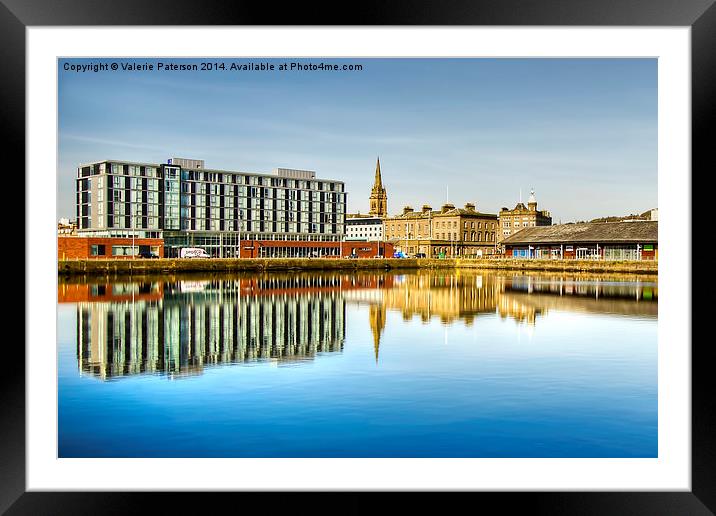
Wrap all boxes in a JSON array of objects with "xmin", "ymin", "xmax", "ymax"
[{"xmin": 58, "ymin": 258, "xmax": 658, "ymax": 276}]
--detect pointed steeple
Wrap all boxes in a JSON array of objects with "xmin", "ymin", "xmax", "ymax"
[
  {"xmin": 369, "ymin": 304, "xmax": 386, "ymax": 365},
  {"xmin": 369, "ymin": 156, "xmax": 388, "ymax": 218},
  {"xmin": 373, "ymin": 156, "xmax": 383, "ymax": 191}
]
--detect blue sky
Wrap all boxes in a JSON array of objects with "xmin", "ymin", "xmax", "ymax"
[{"xmin": 58, "ymin": 58, "xmax": 657, "ymax": 221}]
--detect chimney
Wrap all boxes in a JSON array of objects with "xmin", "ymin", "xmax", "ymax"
[
  {"xmin": 441, "ymin": 203, "xmax": 455, "ymax": 213},
  {"xmin": 402, "ymin": 205, "xmax": 414, "ymax": 215},
  {"xmin": 422, "ymin": 205, "xmax": 432, "ymax": 213},
  {"xmin": 464, "ymin": 202, "xmax": 475, "ymax": 211}
]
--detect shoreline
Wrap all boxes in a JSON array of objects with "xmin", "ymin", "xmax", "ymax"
[{"xmin": 58, "ymin": 258, "xmax": 658, "ymax": 277}]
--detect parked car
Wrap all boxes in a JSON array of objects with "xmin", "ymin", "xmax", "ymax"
[
  {"xmin": 414, "ymin": 253, "xmax": 426, "ymax": 258},
  {"xmin": 138, "ymin": 250, "xmax": 159, "ymax": 259}
]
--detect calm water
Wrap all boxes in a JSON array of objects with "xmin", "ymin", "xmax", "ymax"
[{"xmin": 57, "ymin": 270, "xmax": 657, "ymax": 458}]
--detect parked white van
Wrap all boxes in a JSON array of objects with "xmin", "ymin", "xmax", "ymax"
[{"xmin": 179, "ymin": 247, "xmax": 211, "ymax": 259}]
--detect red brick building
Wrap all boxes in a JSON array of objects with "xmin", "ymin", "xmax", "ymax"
[
  {"xmin": 239, "ymin": 239, "xmax": 393, "ymax": 259},
  {"xmin": 58, "ymin": 236, "xmax": 164, "ymax": 260},
  {"xmin": 58, "ymin": 235, "xmax": 392, "ymax": 260}
]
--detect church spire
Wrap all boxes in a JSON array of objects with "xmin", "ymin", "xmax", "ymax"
[
  {"xmin": 369, "ymin": 156, "xmax": 388, "ymax": 218},
  {"xmin": 373, "ymin": 156, "xmax": 383, "ymax": 191},
  {"xmin": 369, "ymin": 304, "xmax": 386, "ymax": 365}
]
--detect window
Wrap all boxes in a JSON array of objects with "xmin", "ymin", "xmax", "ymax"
[
  {"xmin": 112, "ymin": 245, "xmax": 137, "ymax": 256},
  {"xmin": 90, "ymin": 244, "xmax": 105, "ymax": 256}
]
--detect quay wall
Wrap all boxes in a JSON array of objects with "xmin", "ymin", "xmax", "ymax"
[{"xmin": 58, "ymin": 258, "xmax": 658, "ymax": 276}]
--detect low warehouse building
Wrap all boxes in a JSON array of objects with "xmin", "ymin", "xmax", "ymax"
[{"xmin": 501, "ymin": 221, "xmax": 657, "ymax": 260}]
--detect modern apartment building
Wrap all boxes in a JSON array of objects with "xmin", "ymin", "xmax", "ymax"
[{"xmin": 76, "ymin": 158, "xmax": 347, "ymax": 257}]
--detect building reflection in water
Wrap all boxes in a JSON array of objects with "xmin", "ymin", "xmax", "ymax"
[
  {"xmin": 345, "ymin": 271, "xmax": 657, "ymax": 360},
  {"xmin": 72, "ymin": 275, "xmax": 345, "ymax": 380},
  {"xmin": 61, "ymin": 271, "xmax": 657, "ymax": 375},
  {"xmin": 497, "ymin": 274, "xmax": 658, "ymax": 322}
]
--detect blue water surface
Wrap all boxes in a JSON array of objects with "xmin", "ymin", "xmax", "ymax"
[{"xmin": 57, "ymin": 271, "xmax": 657, "ymax": 457}]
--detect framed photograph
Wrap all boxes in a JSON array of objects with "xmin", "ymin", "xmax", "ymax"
[{"xmin": 7, "ymin": 0, "xmax": 712, "ymax": 513}]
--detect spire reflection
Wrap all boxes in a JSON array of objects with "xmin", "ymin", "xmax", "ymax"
[{"xmin": 62, "ymin": 271, "xmax": 657, "ymax": 374}]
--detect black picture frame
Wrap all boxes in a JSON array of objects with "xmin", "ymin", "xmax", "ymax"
[{"xmin": 4, "ymin": 0, "xmax": 711, "ymax": 513}]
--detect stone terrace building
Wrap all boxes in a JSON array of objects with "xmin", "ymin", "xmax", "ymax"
[
  {"xmin": 498, "ymin": 189, "xmax": 552, "ymax": 244},
  {"xmin": 383, "ymin": 202, "xmax": 499, "ymax": 258},
  {"xmin": 501, "ymin": 220, "xmax": 658, "ymax": 260}
]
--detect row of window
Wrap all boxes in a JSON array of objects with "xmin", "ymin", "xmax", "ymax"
[
  {"xmin": 79, "ymin": 163, "xmax": 161, "ymax": 178},
  {"xmin": 179, "ymin": 209, "xmax": 341, "ymax": 222},
  {"xmin": 82, "ymin": 188, "xmax": 345, "ymax": 212},
  {"xmin": 180, "ymin": 198, "xmax": 344, "ymax": 213},
  {"xmin": 88, "ymin": 164, "xmax": 344, "ymax": 192},
  {"xmin": 179, "ymin": 220, "xmax": 341, "ymax": 233},
  {"xmin": 89, "ymin": 244, "xmax": 161, "ymax": 256},
  {"xmin": 164, "ymin": 233, "xmax": 342, "ymax": 244},
  {"xmin": 503, "ymin": 221, "xmax": 536, "ymax": 228},
  {"xmin": 182, "ymin": 170, "xmax": 343, "ymax": 192},
  {"xmin": 385, "ymin": 230, "xmax": 496, "ymax": 242},
  {"xmin": 387, "ymin": 220, "xmax": 495, "ymax": 232},
  {"xmin": 347, "ymin": 227, "xmax": 381, "ymax": 232},
  {"xmin": 431, "ymin": 232, "xmax": 495, "ymax": 242},
  {"xmin": 94, "ymin": 176, "xmax": 346, "ymax": 201}
]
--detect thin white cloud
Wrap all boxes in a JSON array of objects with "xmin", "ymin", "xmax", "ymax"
[{"xmin": 61, "ymin": 133, "xmax": 165, "ymax": 152}]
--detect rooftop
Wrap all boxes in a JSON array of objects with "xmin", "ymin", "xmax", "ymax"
[
  {"xmin": 387, "ymin": 202, "xmax": 497, "ymax": 220},
  {"xmin": 502, "ymin": 221, "xmax": 658, "ymax": 245},
  {"xmin": 78, "ymin": 159, "xmax": 342, "ymax": 182}
]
